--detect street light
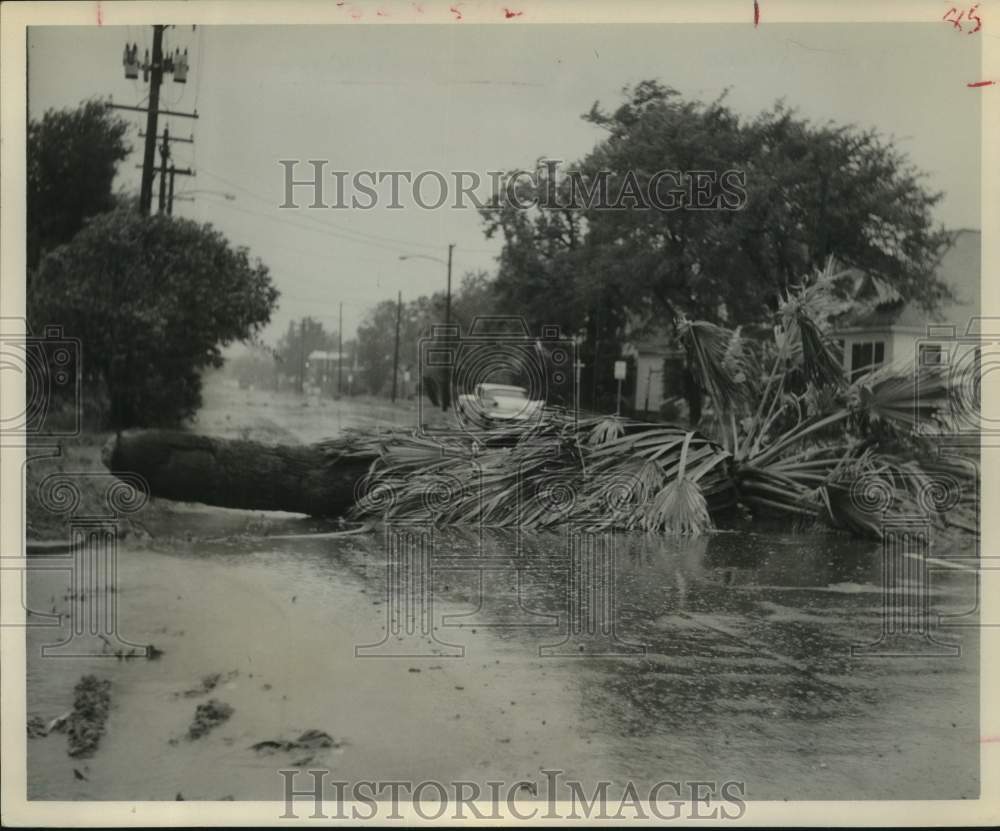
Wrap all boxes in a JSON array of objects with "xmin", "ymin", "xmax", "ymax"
[{"xmin": 399, "ymin": 245, "xmax": 455, "ymax": 410}]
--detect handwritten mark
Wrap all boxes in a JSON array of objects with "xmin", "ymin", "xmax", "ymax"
[
  {"xmin": 96, "ymin": 1, "xmax": 103, "ymax": 25},
  {"xmin": 504, "ymin": 8, "xmax": 523, "ymax": 17},
  {"xmin": 943, "ymin": 4, "xmax": 982, "ymax": 33},
  {"xmin": 967, "ymin": 80, "xmax": 996, "ymax": 87},
  {"xmin": 754, "ymin": 0, "xmax": 760, "ymax": 27},
  {"xmin": 450, "ymin": 5, "xmax": 463, "ymax": 20}
]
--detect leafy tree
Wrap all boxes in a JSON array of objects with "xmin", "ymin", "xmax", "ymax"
[
  {"xmin": 356, "ymin": 299, "xmax": 424, "ymax": 397},
  {"xmin": 356, "ymin": 272, "xmax": 499, "ymax": 401},
  {"xmin": 30, "ymin": 209, "xmax": 279, "ymax": 429},
  {"xmin": 481, "ymin": 81, "xmax": 954, "ymax": 414},
  {"xmin": 274, "ymin": 317, "xmax": 338, "ymax": 390},
  {"xmin": 27, "ymin": 100, "xmax": 131, "ymax": 272},
  {"xmin": 226, "ymin": 343, "xmax": 281, "ymax": 391}
]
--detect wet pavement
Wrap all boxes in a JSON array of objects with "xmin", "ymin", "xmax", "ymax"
[{"xmin": 25, "ymin": 523, "xmax": 980, "ymax": 801}]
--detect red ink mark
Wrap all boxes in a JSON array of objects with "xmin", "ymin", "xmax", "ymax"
[
  {"xmin": 980, "ymin": 735, "xmax": 1000, "ymax": 742},
  {"xmin": 377, "ymin": 8, "xmax": 387, "ymax": 15},
  {"xmin": 96, "ymin": 1, "xmax": 103, "ymax": 25},
  {"xmin": 504, "ymin": 8, "xmax": 523, "ymax": 17},
  {"xmin": 944, "ymin": 4, "xmax": 982, "ymax": 33},
  {"xmin": 967, "ymin": 80, "xmax": 995, "ymax": 87},
  {"xmin": 412, "ymin": 2, "xmax": 424, "ymax": 12},
  {"xmin": 753, "ymin": 0, "xmax": 759, "ymax": 27},
  {"xmin": 944, "ymin": 7, "xmax": 965, "ymax": 29},
  {"xmin": 968, "ymin": 4, "xmax": 982, "ymax": 32},
  {"xmin": 450, "ymin": 5, "xmax": 463, "ymax": 20}
]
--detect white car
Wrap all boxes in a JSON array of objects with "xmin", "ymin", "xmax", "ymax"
[{"xmin": 457, "ymin": 383, "xmax": 544, "ymax": 425}]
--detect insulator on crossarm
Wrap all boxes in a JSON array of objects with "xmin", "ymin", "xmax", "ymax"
[{"xmin": 123, "ymin": 43, "xmax": 139, "ymax": 79}]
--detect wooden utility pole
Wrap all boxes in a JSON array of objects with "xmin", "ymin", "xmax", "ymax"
[
  {"xmin": 391, "ymin": 292, "xmax": 402, "ymax": 403},
  {"xmin": 442, "ymin": 243, "xmax": 455, "ymax": 411},
  {"xmin": 337, "ymin": 302, "xmax": 344, "ymax": 396},
  {"xmin": 157, "ymin": 127, "xmax": 170, "ymax": 214},
  {"xmin": 139, "ymin": 25, "xmax": 165, "ymax": 216},
  {"xmin": 298, "ymin": 317, "xmax": 307, "ymax": 395},
  {"xmin": 116, "ymin": 27, "xmax": 196, "ymax": 215}
]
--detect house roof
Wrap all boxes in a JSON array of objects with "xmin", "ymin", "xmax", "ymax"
[{"xmin": 838, "ymin": 229, "xmax": 980, "ymax": 333}]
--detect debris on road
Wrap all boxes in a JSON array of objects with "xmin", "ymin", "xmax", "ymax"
[
  {"xmin": 250, "ymin": 729, "xmax": 343, "ymax": 755},
  {"xmin": 187, "ymin": 699, "xmax": 234, "ymax": 739},
  {"xmin": 66, "ymin": 675, "xmax": 112, "ymax": 758}
]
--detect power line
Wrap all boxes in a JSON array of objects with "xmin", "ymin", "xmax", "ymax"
[
  {"xmin": 197, "ymin": 167, "xmax": 501, "ymax": 256},
  {"xmin": 197, "ymin": 195, "xmax": 486, "ymax": 274}
]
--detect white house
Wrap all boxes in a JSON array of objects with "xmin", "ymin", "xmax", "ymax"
[
  {"xmin": 623, "ymin": 335, "xmax": 684, "ymax": 415},
  {"xmin": 834, "ymin": 229, "xmax": 980, "ymax": 380}
]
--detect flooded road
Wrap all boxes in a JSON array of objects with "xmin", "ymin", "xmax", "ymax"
[
  {"xmin": 24, "ymin": 383, "xmax": 981, "ymax": 803},
  {"xmin": 25, "ymin": 524, "xmax": 980, "ymax": 802}
]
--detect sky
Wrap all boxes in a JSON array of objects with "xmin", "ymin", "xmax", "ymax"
[{"xmin": 27, "ymin": 22, "xmax": 981, "ymax": 344}]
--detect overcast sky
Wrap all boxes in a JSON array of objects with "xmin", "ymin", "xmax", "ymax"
[{"xmin": 28, "ymin": 23, "xmax": 980, "ymax": 343}]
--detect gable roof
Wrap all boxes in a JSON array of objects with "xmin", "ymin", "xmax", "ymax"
[{"xmin": 839, "ymin": 229, "xmax": 980, "ymax": 333}]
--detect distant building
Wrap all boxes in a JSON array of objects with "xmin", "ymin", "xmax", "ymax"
[
  {"xmin": 623, "ymin": 229, "xmax": 980, "ymax": 417},
  {"xmin": 623, "ymin": 335, "xmax": 684, "ymax": 415},
  {"xmin": 306, "ymin": 350, "xmax": 348, "ymax": 394},
  {"xmin": 834, "ymin": 229, "xmax": 980, "ymax": 380}
]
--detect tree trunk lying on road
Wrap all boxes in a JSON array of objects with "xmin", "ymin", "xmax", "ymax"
[{"xmin": 102, "ymin": 430, "xmax": 374, "ymax": 516}]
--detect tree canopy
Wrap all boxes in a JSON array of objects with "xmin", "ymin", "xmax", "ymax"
[
  {"xmin": 31, "ymin": 209, "xmax": 279, "ymax": 428},
  {"xmin": 356, "ymin": 271, "xmax": 498, "ymax": 399},
  {"xmin": 480, "ymin": 81, "xmax": 954, "ymax": 410},
  {"xmin": 27, "ymin": 99, "xmax": 131, "ymax": 272}
]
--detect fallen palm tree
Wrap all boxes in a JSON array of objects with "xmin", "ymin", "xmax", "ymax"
[
  {"xmin": 349, "ymin": 262, "xmax": 977, "ymax": 537},
  {"xmin": 103, "ymin": 263, "xmax": 977, "ymax": 538}
]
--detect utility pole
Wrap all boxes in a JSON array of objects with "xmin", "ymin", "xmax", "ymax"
[
  {"xmin": 157, "ymin": 127, "xmax": 170, "ymax": 214},
  {"xmin": 575, "ymin": 359, "xmax": 585, "ymax": 416},
  {"xmin": 298, "ymin": 317, "xmax": 307, "ymax": 395},
  {"xmin": 445, "ymin": 244, "xmax": 454, "ymax": 330},
  {"xmin": 391, "ymin": 291, "xmax": 402, "ymax": 403},
  {"xmin": 138, "ymin": 130, "xmax": 193, "ymax": 215},
  {"xmin": 443, "ymin": 243, "xmax": 455, "ymax": 411},
  {"xmin": 117, "ymin": 27, "xmax": 195, "ymax": 216},
  {"xmin": 337, "ymin": 302, "xmax": 344, "ymax": 396},
  {"xmin": 139, "ymin": 25, "xmax": 165, "ymax": 216}
]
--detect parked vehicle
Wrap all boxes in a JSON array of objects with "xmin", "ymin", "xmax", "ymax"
[{"xmin": 457, "ymin": 383, "xmax": 544, "ymax": 424}]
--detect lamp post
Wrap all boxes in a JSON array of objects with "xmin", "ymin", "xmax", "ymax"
[{"xmin": 399, "ymin": 245, "xmax": 455, "ymax": 410}]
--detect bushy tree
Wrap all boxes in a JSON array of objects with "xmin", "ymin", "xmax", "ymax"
[
  {"xmin": 27, "ymin": 100, "xmax": 131, "ymax": 272},
  {"xmin": 31, "ymin": 209, "xmax": 279, "ymax": 429},
  {"xmin": 481, "ymin": 81, "xmax": 954, "ymax": 411},
  {"xmin": 274, "ymin": 318, "xmax": 338, "ymax": 390},
  {"xmin": 356, "ymin": 272, "xmax": 498, "ymax": 400}
]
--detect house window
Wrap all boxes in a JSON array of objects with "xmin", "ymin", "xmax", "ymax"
[
  {"xmin": 919, "ymin": 343, "xmax": 943, "ymax": 367},
  {"xmin": 850, "ymin": 340, "xmax": 885, "ymax": 382}
]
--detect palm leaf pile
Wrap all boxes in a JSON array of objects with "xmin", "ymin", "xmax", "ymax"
[
  {"xmin": 346, "ymin": 259, "xmax": 977, "ymax": 538},
  {"xmin": 348, "ymin": 413, "xmax": 735, "ymax": 535}
]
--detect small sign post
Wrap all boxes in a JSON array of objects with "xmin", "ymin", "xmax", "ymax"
[{"xmin": 613, "ymin": 360, "xmax": 627, "ymax": 416}]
